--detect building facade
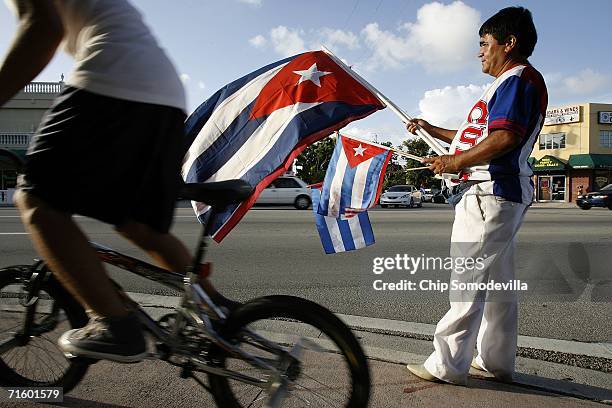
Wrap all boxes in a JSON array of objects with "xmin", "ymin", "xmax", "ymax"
[
  {"xmin": 530, "ymin": 103, "xmax": 612, "ymax": 202},
  {"xmin": 0, "ymin": 81, "xmax": 63, "ymax": 204}
]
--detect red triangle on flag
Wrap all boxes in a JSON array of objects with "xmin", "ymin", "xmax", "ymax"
[{"xmin": 341, "ymin": 136, "xmax": 389, "ymax": 168}]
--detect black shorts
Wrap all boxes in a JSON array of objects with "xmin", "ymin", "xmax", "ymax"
[{"xmin": 18, "ymin": 86, "xmax": 187, "ymax": 233}]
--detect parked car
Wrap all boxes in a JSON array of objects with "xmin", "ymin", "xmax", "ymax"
[
  {"xmin": 576, "ymin": 184, "xmax": 612, "ymax": 210},
  {"xmin": 421, "ymin": 188, "xmax": 440, "ymax": 202},
  {"xmin": 379, "ymin": 185, "xmax": 422, "ymax": 208},
  {"xmin": 257, "ymin": 176, "xmax": 312, "ymax": 209},
  {"xmin": 432, "ymin": 189, "xmax": 448, "ymax": 204}
]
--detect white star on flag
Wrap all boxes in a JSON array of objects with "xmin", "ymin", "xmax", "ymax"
[
  {"xmin": 353, "ymin": 144, "xmax": 366, "ymax": 156},
  {"xmin": 293, "ymin": 63, "xmax": 332, "ymax": 87}
]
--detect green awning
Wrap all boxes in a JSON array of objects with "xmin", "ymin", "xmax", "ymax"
[
  {"xmin": 532, "ymin": 155, "xmax": 567, "ymax": 172},
  {"xmin": 568, "ymin": 154, "xmax": 612, "ymax": 169},
  {"xmin": 528, "ymin": 157, "xmax": 536, "ymax": 167}
]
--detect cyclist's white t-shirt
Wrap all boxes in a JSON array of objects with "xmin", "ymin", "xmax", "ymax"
[{"xmin": 5, "ymin": 0, "xmax": 186, "ymax": 112}]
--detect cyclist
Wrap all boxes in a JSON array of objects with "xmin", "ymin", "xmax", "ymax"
[{"xmin": 0, "ymin": 0, "xmax": 232, "ymax": 363}]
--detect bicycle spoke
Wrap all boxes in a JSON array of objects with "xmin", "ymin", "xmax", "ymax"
[{"xmin": 293, "ymin": 382, "xmax": 343, "ymax": 407}]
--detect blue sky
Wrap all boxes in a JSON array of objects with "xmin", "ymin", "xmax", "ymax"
[{"xmin": 1, "ymin": 0, "xmax": 611, "ymax": 146}]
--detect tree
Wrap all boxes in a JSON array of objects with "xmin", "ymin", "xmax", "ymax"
[
  {"xmin": 295, "ymin": 136, "xmax": 336, "ymax": 184},
  {"xmin": 401, "ymin": 138, "xmax": 437, "ymax": 188}
]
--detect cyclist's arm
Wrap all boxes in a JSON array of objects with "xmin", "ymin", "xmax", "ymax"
[{"xmin": 0, "ymin": 0, "xmax": 64, "ymax": 107}]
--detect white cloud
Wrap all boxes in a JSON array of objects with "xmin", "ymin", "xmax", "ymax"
[
  {"xmin": 417, "ymin": 83, "xmax": 489, "ymax": 129},
  {"xmin": 238, "ymin": 0, "xmax": 262, "ymax": 7},
  {"xmin": 562, "ymin": 69, "xmax": 609, "ymax": 95},
  {"xmin": 319, "ymin": 28, "xmax": 360, "ymax": 51},
  {"xmin": 180, "ymin": 73, "xmax": 191, "ymax": 84},
  {"xmin": 544, "ymin": 69, "xmax": 611, "ymax": 105},
  {"xmin": 249, "ymin": 34, "xmax": 267, "ymax": 48},
  {"xmin": 250, "ymin": 26, "xmax": 359, "ymax": 56},
  {"xmin": 362, "ymin": 1, "xmax": 480, "ymax": 72},
  {"xmin": 198, "ymin": 81, "xmax": 206, "ymax": 90},
  {"xmin": 270, "ymin": 26, "xmax": 306, "ymax": 57}
]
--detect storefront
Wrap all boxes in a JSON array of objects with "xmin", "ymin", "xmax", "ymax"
[
  {"xmin": 531, "ymin": 155, "xmax": 568, "ymax": 201},
  {"xmin": 568, "ymin": 154, "xmax": 612, "ymax": 196}
]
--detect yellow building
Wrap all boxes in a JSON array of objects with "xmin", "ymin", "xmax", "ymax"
[{"xmin": 529, "ymin": 103, "xmax": 612, "ymax": 202}]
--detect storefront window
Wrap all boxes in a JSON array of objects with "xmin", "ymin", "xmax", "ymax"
[
  {"xmin": 539, "ymin": 133, "xmax": 566, "ymax": 150},
  {"xmin": 537, "ymin": 175, "xmax": 566, "ymax": 201},
  {"xmin": 594, "ymin": 170, "xmax": 612, "ymax": 190},
  {"xmin": 600, "ymin": 130, "xmax": 612, "ymax": 148}
]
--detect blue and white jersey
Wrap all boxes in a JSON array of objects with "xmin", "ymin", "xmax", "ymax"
[{"xmin": 449, "ymin": 64, "xmax": 548, "ymax": 204}]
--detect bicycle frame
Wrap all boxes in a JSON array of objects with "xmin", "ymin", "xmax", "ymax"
[{"xmin": 85, "ymin": 212, "xmax": 294, "ymax": 395}]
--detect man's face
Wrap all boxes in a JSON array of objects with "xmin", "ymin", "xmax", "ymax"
[{"xmin": 478, "ymin": 33, "xmax": 508, "ymax": 77}]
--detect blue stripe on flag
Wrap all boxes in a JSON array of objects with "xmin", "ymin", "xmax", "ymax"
[
  {"xmin": 339, "ymin": 161, "xmax": 357, "ymax": 211},
  {"xmin": 337, "ymin": 219, "xmax": 357, "ymax": 251},
  {"xmin": 318, "ymin": 139, "xmax": 342, "ymax": 215},
  {"xmin": 360, "ymin": 151, "xmax": 387, "ymax": 208},
  {"xmin": 358, "ymin": 211, "xmax": 375, "ymax": 245}
]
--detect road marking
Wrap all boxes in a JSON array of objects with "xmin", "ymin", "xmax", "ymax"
[
  {"xmin": 125, "ymin": 291, "xmax": 612, "ymax": 360},
  {"xmin": 0, "ymin": 232, "xmax": 28, "ymax": 235}
]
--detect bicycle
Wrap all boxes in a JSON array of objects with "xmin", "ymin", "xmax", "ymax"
[{"xmin": 0, "ymin": 149, "xmax": 371, "ymax": 407}]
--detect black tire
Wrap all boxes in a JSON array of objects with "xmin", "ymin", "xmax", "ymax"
[
  {"xmin": 580, "ymin": 205, "xmax": 591, "ymax": 210},
  {"xmin": 208, "ymin": 295, "xmax": 370, "ymax": 407},
  {"xmin": 409, "ymin": 198, "xmax": 414, "ymax": 208},
  {"xmin": 294, "ymin": 195, "xmax": 311, "ymax": 210},
  {"xmin": 0, "ymin": 265, "xmax": 89, "ymax": 392}
]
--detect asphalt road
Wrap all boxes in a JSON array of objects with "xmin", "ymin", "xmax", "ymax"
[{"xmin": 1, "ymin": 204, "xmax": 611, "ymax": 343}]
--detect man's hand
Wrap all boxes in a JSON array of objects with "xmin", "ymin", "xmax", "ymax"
[
  {"xmin": 422, "ymin": 155, "xmax": 462, "ymax": 175},
  {"xmin": 406, "ymin": 118, "xmax": 456, "ymax": 144}
]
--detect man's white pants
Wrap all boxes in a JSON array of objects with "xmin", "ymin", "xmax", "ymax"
[{"xmin": 423, "ymin": 187, "xmax": 528, "ymax": 384}]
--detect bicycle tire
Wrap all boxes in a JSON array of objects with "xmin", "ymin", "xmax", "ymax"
[
  {"xmin": 0, "ymin": 265, "xmax": 90, "ymax": 392},
  {"xmin": 208, "ymin": 295, "xmax": 370, "ymax": 407}
]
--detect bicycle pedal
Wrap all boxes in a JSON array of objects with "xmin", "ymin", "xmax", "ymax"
[{"xmin": 64, "ymin": 353, "xmax": 100, "ymax": 365}]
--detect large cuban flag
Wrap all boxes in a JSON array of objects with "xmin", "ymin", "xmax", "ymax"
[
  {"xmin": 317, "ymin": 135, "xmax": 392, "ymax": 218},
  {"xmin": 182, "ymin": 51, "xmax": 385, "ymax": 242},
  {"xmin": 311, "ymin": 187, "xmax": 375, "ymax": 254}
]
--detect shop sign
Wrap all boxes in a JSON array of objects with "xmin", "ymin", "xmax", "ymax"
[
  {"xmin": 533, "ymin": 156, "xmax": 566, "ymax": 170},
  {"xmin": 599, "ymin": 111, "xmax": 612, "ymax": 124},
  {"xmin": 544, "ymin": 105, "xmax": 580, "ymax": 126}
]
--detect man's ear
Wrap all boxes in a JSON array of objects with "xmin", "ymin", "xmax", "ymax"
[{"xmin": 504, "ymin": 35, "xmax": 518, "ymax": 53}]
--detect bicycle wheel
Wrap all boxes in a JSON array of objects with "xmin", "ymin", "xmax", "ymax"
[
  {"xmin": 0, "ymin": 265, "xmax": 89, "ymax": 391},
  {"xmin": 208, "ymin": 295, "xmax": 370, "ymax": 407}
]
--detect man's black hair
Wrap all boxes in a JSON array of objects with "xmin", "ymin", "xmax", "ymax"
[{"xmin": 479, "ymin": 7, "xmax": 537, "ymax": 58}]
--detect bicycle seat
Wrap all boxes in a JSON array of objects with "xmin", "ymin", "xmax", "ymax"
[{"xmin": 179, "ymin": 180, "xmax": 253, "ymax": 209}]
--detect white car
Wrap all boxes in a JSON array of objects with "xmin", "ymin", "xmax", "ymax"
[
  {"xmin": 379, "ymin": 185, "xmax": 422, "ymax": 208},
  {"xmin": 257, "ymin": 176, "xmax": 312, "ymax": 209}
]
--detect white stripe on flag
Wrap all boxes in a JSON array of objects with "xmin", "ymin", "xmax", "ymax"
[
  {"xmin": 328, "ymin": 152, "xmax": 348, "ymax": 217},
  {"xmin": 348, "ymin": 216, "xmax": 365, "ymax": 248},
  {"xmin": 350, "ymin": 157, "xmax": 373, "ymax": 209},
  {"xmin": 208, "ymin": 102, "xmax": 321, "ymax": 181},
  {"xmin": 182, "ymin": 62, "xmax": 289, "ymax": 177},
  {"xmin": 324, "ymin": 217, "xmax": 346, "ymax": 253}
]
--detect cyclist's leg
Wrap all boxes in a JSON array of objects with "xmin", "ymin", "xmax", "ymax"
[
  {"xmin": 116, "ymin": 220, "xmax": 240, "ymax": 310},
  {"xmin": 115, "ymin": 221, "xmax": 191, "ymax": 273},
  {"xmin": 14, "ymin": 189, "xmax": 129, "ymax": 317},
  {"xmin": 14, "ymin": 189, "xmax": 146, "ymax": 362}
]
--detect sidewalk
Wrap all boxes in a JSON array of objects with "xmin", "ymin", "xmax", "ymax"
[{"xmin": 3, "ymin": 294, "xmax": 610, "ymax": 407}]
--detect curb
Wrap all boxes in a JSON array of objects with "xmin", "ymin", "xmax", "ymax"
[{"xmin": 127, "ymin": 292, "xmax": 612, "ymax": 362}]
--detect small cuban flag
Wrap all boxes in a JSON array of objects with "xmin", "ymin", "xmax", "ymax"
[
  {"xmin": 317, "ymin": 134, "xmax": 392, "ymax": 218},
  {"xmin": 311, "ymin": 186, "xmax": 375, "ymax": 254}
]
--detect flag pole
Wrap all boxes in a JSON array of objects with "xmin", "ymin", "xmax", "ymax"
[{"xmin": 321, "ymin": 46, "xmax": 449, "ymax": 156}]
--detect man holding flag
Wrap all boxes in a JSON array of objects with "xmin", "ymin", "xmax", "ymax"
[{"xmin": 405, "ymin": 7, "xmax": 547, "ymax": 385}]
